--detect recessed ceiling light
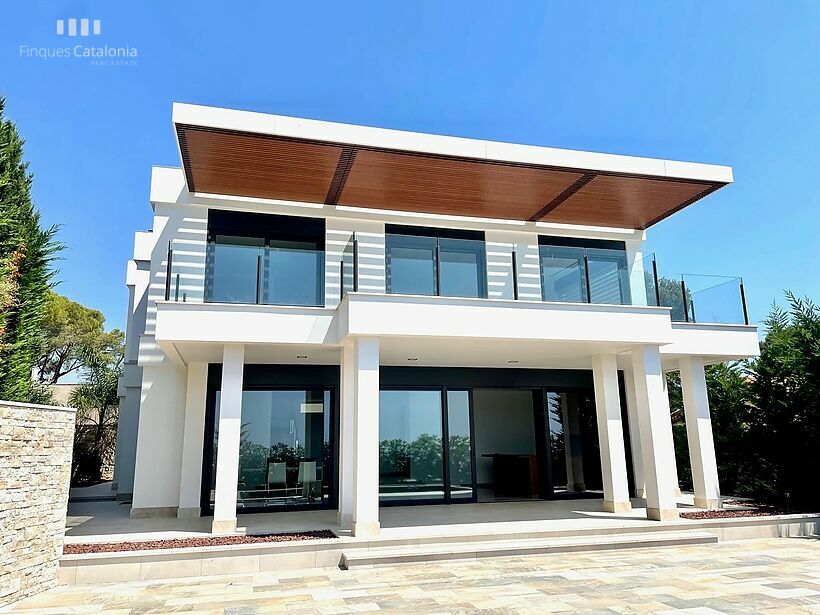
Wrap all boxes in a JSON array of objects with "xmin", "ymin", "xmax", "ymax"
[
  {"xmin": 296, "ymin": 355, "xmax": 308, "ymax": 359},
  {"xmin": 407, "ymin": 357, "xmax": 419, "ymax": 361},
  {"xmin": 507, "ymin": 360, "xmax": 519, "ymax": 364}
]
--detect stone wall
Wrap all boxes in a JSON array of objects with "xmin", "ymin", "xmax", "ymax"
[{"xmin": 0, "ymin": 399, "xmax": 76, "ymax": 607}]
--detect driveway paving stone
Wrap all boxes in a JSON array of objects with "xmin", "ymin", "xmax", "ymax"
[{"xmin": 5, "ymin": 538, "xmax": 819, "ymax": 614}]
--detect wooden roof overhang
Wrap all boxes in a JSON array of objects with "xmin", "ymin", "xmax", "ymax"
[{"xmin": 175, "ymin": 110, "xmax": 730, "ymax": 230}]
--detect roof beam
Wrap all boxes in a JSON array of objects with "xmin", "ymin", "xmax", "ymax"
[
  {"xmin": 325, "ymin": 145, "xmax": 358, "ymax": 205},
  {"xmin": 528, "ymin": 173, "xmax": 597, "ymax": 221}
]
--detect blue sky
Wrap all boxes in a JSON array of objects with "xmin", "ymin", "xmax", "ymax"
[{"xmin": 1, "ymin": 2, "xmax": 818, "ymax": 332}]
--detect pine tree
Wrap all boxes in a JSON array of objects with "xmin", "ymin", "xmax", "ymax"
[{"xmin": 0, "ymin": 97, "xmax": 61, "ymax": 402}]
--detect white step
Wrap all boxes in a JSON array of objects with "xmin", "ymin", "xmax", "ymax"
[{"xmin": 340, "ymin": 530, "xmax": 718, "ymax": 569}]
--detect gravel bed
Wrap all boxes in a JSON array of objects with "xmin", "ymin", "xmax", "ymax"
[{"xmin": 63, "ymin": 530, "xmax": 337, "ymax": 554}]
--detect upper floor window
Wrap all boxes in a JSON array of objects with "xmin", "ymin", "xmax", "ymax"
[
  {"xmin": 538, "ymin": 236, "xmax": 630, "ymax": 305},
  {"xmin": 205, "ymin": 210, "xmax": 325, "ymax": 307},
  {"xmin": 385, "ymin": 225, "xmax": 487, "ymax": 299}
]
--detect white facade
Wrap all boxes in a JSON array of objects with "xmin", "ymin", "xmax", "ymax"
[{"xmin": 117, "ymin": 105, "xmax": 759, "ymax": 534}]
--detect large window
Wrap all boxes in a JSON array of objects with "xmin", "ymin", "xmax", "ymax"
[
  {"xmin": 209, "ymin": 389, "xmax": 331, "ymax": 511},
  {"xmin": 539, "ymin": 237, "xmax": 630, "ymax": 305},
  {"xmin": 385, "ymin": 226, "xmax": 487, "ymax": 298},
  {"xmin": 205, "ymin": 210, "xmax": 325, "ymax": 306},
  {"xmin": 379, "ymin": 390, "xmax": 444, "ymax": 502}
]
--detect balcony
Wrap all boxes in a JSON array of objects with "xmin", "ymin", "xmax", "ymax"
[{"xmin": 162, "ymin": 233, "xmax": 749, "ymax": 327}]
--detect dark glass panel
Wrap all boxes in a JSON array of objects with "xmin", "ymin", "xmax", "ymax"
[
  {"xmin": 446, "ymin": 390, "xmax": 473, "ymax": 500},
  {"xmin": 378, "ymin": 390, "xmax": 444, "ymax": 502},
  {"xmin": 385, "ymin": 234, "xmax": 437, "ymax": 295},
  {"xmin": 208, "ymin": 235, "xmax": 263, "ymax": 304}
]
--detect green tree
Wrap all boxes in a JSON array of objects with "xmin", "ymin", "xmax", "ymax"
[
  {"xmin": 69, "ymin": 346, "xmax": 123, "ymax": 484},
  {"xmin": 745, "ymin": 294, "xmax": 819, "ymax": 510},
  {"xmin": 35, "ymin": 290, "xmax": 124, "ymax": 384},
  {"xmin": 0, "ymin": 97, "xmax": 61, "ymax": 402}
]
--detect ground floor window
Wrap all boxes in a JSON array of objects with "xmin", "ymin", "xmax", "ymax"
[{"xmin": 208, "ymin": 388, "xmax": 332, "ymax": 511}]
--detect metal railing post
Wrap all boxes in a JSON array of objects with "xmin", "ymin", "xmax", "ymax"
[
  {"xmin": 651, "ymin": 257, "xmax": 661, "ymax": 307},
  {"xmin": 353, "ymin": 236, "xmax": 359, "ymax": 293},
  {"xmin": 511, "ymin": 250, "xmax": 519, "ymax": 300},
  {"xmin": 340, "ymin": 258, "xmax": 345, "ymax": 297},
  {"xmin": 681, "ymin": 279, "xmax": 690, "ymax": 322},
  {"xmin": 256, "ymin": 254, "xmax": 262, "ymax": 304},
  {"xmin": 164, "ymin": 242, "xmax": 172, "ymax": 301},
  {"xmin": 435, "ymin": 241, "xmax": 441, "ymax": 296},
  {"xmin": 740, "ymin": 280, "xmax": 749, "ymax": 325},
  {"xmin": 583, "ymin": 253, "xmax": 592, "ymax": 303},
  {"xmin": 174, "ymin": 273, "xmax": 180, "ymax": 302}
]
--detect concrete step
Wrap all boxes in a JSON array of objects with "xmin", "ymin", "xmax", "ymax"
[{"xmin": 340, "ymin": 530, "xmax": 718, "ymax": 569}]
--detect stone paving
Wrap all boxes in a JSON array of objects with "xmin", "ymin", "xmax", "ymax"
[{"xmin": 6, "ymin": 538, "xmax": 820, "ymax": 614}]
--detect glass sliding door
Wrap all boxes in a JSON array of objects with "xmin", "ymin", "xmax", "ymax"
[
  {"xmin": 378, "ymin": 390, "xmax": 445, "ymax": 502},
  {"xmin": 209, "ymin": 389, "xmax": 331, "ymax": 511},
  {"xmin": 446, "ymin": 390, "xmax": 474, "ymax": 501},
  {"xmin": 543, "ymin": 390, "xmax": 602, "ymax": 496}
]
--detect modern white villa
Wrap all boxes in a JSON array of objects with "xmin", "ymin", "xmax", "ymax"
[{"xmin": 113, "ymin": 103, "xmax": 760, "ymax": 538}]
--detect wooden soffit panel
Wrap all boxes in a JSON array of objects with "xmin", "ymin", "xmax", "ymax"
[
  {"xmin": 178, "ymin": 126, "xmax": 342, "ymax": 203},
  {"xmin": 177, "ymin": 125, "xmax": 725, "ymax": 229},
  {"xmin": 542, "ymin": 174, "xmax": 717, "ymax": 229},
  {"xmin": 337, "ymin": 149, "xmax": 585, "ymax": 220}
]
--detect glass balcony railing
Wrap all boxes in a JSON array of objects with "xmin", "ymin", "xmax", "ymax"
[{"xmin": 162, "ymin": 233, "xmax": 750, "ymax": 326}]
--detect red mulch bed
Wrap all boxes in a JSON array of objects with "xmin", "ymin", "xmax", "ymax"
[
  {"xmin": 63, "ymin": 530, "xmax": 337, "ymax": 554},
  {"xmin": 680, "ymin": 506, "xmax": 795, "ymax": 520}
]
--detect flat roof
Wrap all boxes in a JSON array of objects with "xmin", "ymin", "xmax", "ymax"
[{"xmin": 173, "ymin": 102, "xmax": 732, "ymax": 229}]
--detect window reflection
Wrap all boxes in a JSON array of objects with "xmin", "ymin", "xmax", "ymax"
[
  {"xmin": 545, "ymin": 391, "xmax": 602, "ymax": 495},
  {"xmin": 447, "ymin": 391, "xmax": 473, "ymax": 500},
  {"xmin": 379, "ymin": 390, "xmax": 444, "ymax": 501},
  {"xmin": 210, "ymin": 389, "xmax": 331, "ymax": 510}
]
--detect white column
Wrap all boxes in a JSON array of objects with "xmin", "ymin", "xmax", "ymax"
[
  {"xmin": 178, "ymin": 362, "xmax": 207, "ymax": 517},
  {"xmin": 592, "ymin": 354, "xmax": 631, "ymax": 512},
  {"xmin": 337, "ymin": 344, "xmax": 355, "ymax": 528},
  {"xmin": 622, "ymin": 368, "xmax": 645, "ymax": 498},
  {"xmin": 212, "ymin": 344, "xmax": 244, "ymax": 533},
  {"xmin": 351, "ymin": 337, "xmax": 380, "ymax": 536},
  {"xmin": 679, "ymin": 356, "xmax": 722, "ymax": 509},
  {"xmin": 631, "ymin": 345, "xmax": 679, "ymax": 521}
]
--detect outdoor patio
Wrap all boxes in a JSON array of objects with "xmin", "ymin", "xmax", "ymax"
[{"xmin": 65, "ymin": 495, "xmax": 718, "ymax": 544}]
